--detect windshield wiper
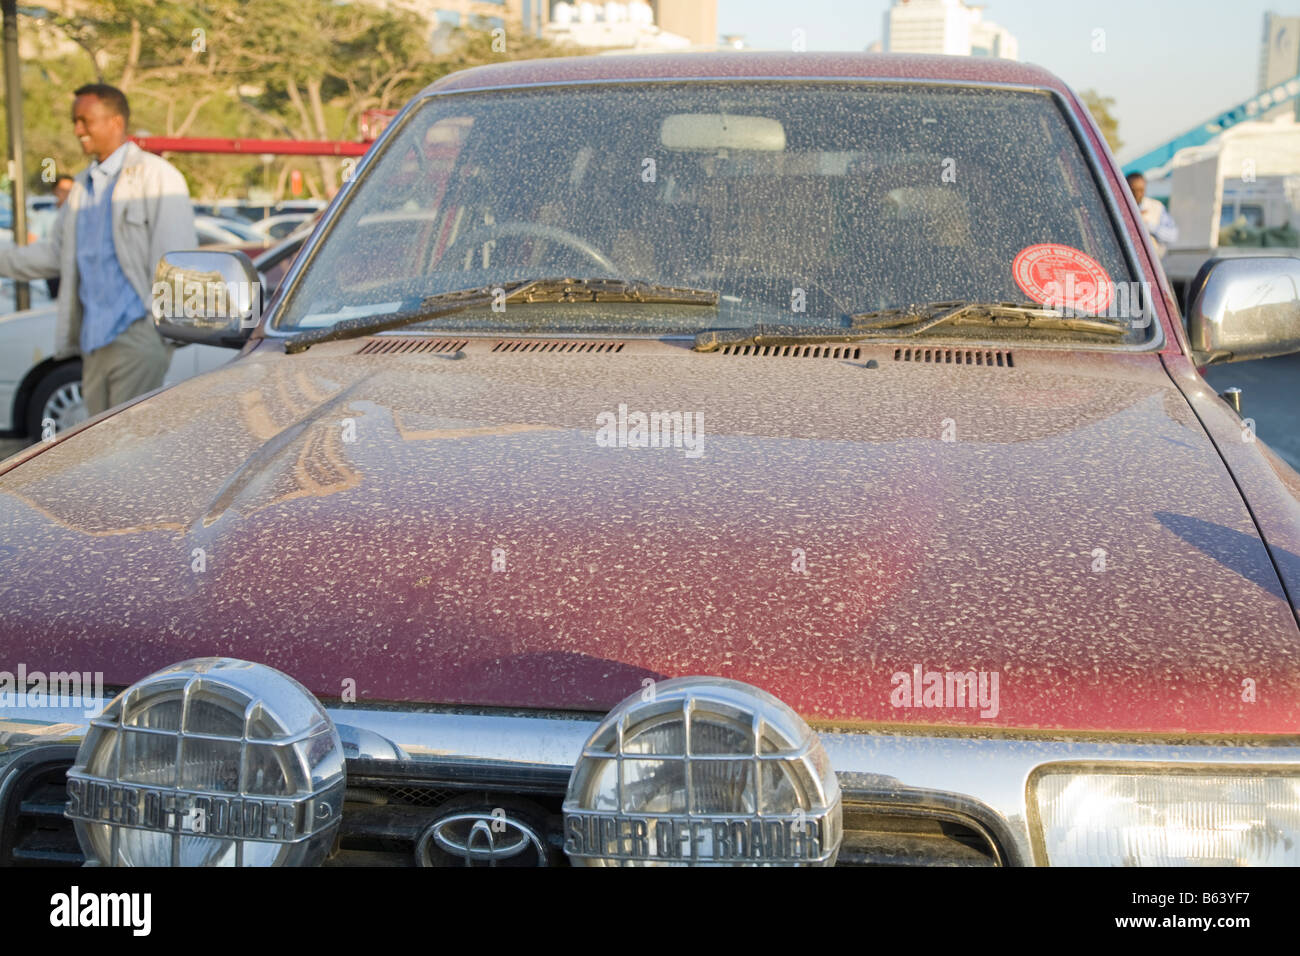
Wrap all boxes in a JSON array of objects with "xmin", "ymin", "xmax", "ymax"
[
  {"xmin": 284, "ymin": 277, "xmax": 718, "ymax": 354},
  {"xmin": 693, "ymin": 325, "xmax": 878, "ymax": 352},
  {"xmin": 503, "ymin": 277, "xmax": 718, "ymax": 306},
  {"xmin": 848, "ymin": 301, "xmax": 1129, "ymax": 337},
  {"xmin": 692, "ymin": 300, "xmax": 1130, "ymax": 352}
]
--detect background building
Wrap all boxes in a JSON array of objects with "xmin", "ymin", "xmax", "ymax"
[
  {"xmin": 1258, "ymin": 12, "xmax": 1300, "ymax": 121},
  {"xmin": 883, "ymin": 0, "xmax": 1017, "ymax": 60},
  {"xmin": 386, "ymin": 1, "xmax": 718, "ymax": 49},
  {"xmin": 545, "ymin": 1, "xmax": 717, "ymax": 51},
  {"xmin": 387, "ymin": 1, "xmax": 546, "ymax": 36},
  {"xmin": 652, "ymin": 0, "xmax": 718, "ymax": 48}
]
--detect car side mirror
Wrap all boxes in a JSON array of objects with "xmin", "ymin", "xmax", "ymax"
[
  {"xmin": 152, "ymin": 250, "xmax": 263, "ymax": 348},
  {"xmin": 1186, "ymin": 256, "xmax": 1300, "ymax": 365}
]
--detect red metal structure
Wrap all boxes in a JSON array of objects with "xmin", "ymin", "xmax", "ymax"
[
  {"xmin": 132, "ymin": 109, "xmax": 398, "ymax": 156},
  {"xmin": 131, "ymin": 136, "xmax": 370, "ymax": 156}
]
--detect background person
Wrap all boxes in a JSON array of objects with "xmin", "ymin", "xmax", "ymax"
[
  {"xmin": 40, "ymin": 174, "xmax": 77, "ymax": 299},
  {"xmin": 1126, "ymin": 172, "xmax": 1178, "ymax": 256},
  {"xmin": 52, "ymin": 173, "xmax": 75, "ymax": 207},
  {"xmin": 0, "ymin": 84, "xmax": 195, "ymax": 417}
]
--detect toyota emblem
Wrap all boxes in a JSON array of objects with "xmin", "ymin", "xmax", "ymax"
[{"xmin": 417, "ymin": 810, "xmax": 549, "ymax": 867}]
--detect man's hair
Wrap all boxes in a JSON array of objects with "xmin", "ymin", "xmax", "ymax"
[
  {"xmin": 1126, "ymin": 171, "xmax": 1145, "ymax": 184},
  {"xmin": 72, "ymin": 83, "xmax": 130, "ymax": 124},
  {"xmin": 55, "ymin": 174, "xmax": 75, "ymax": 185}
]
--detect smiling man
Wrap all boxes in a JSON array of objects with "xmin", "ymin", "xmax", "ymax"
[{"xmin": 0, "ymin": 84, "xmax": 196, "ymax": 417}]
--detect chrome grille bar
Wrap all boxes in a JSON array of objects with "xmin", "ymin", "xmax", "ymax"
[{"xmin": 7, "ymin": 701, "xmax": 1300, "ymax": 866}]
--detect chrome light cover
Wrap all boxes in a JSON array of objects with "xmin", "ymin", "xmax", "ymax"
[
  {"xmin": 65, "ymin": 658, "xmax": 345, "ymax": 866},
  {"xmin": 563, "ymin": 677, "xmax": 842, "ymax": 866}
]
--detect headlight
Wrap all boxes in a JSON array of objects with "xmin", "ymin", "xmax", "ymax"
[
  {"xmin": 65, "ymin": 658, "xmax": 344, "ymax": 867},
  {"xmin": 563, "ymin": 677, "xmax": 841, "ymax": 866},
  {"xmin": 1032, "ymin": 768, "xmax": 1300, "ymax": 866}
]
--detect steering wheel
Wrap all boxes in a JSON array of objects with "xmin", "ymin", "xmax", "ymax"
[{"xmin": 442, "ymin": 221, "xmax": 620, "ymax": 273}]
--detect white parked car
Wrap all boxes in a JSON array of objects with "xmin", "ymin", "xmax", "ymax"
[
  {"xmin": 194, "ymin": 214, "xmax": 270, "ymax": 248},
  {"xmin": 0, "ymin": 229, "xmax": 311, "ymax": 442},
  {"xmin": 250, "ymin": 212, "xmax": 314, "ymax": 241},
  {"xmin": 0, "ymin": 301, "xmax": 234, "ymax": 438}
]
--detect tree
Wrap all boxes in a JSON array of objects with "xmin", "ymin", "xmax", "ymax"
[
  {"xmin": 7, "ymin": 1, "xmax": 569, "ymax": 198},
  {"xmin": 1079, "ymin": 89, "xmax": 1123, "ymax": 156},
  {"xmin": 10, "ymin": 0, "xmax": 278, "ymax": 196}
]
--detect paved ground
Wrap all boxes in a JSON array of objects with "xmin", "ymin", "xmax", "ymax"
[
  {"xmin": 1202, "ymin": 353, "xmax": 1300, "ymax": 471},
  {"xmin": 0, "ymin": 437, "xmax": 24, "ymax": 461}
]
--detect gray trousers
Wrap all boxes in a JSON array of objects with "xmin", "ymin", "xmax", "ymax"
[{"xmin": 81, "ymin": 317, "xmax": 171, "ymax": 416}]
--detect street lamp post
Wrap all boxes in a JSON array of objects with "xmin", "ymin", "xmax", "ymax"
[{"xmin": 2, "ymin": 0, "xmax": 29, "ymax": 312}]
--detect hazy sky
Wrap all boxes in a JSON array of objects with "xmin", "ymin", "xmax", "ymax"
[{"xmin": 716, "ymin": 0, "xmax": 1300, "ymax": 162}]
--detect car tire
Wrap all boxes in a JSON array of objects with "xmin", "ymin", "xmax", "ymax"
[{"xmin": 25, "ymin": 361, "xmax": 86, "ymax": 440}]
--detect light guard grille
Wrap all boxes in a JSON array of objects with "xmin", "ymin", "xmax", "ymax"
[
  {"xmin": 563, "ymin": 679, "xmax": 842, "ymax": 866},
  {"xmin": 65, "ymin": 659, "xmax": 345, "ymax": 867}
]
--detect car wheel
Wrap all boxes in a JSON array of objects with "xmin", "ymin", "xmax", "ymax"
[{"xmin": 25, "ymin": 361, "xmax": 87, "ymax": 440}]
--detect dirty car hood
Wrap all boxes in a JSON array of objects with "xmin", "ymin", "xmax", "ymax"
[{"xmin": 1, "ymin": 339, "xmax": 1296, "ymax": 735}]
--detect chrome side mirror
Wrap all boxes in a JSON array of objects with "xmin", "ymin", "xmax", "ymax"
[
  {"xmin": 152, "ymin": 250, "xmax": 262, "ymax": 348},
  {"xmin": 1186, "ymin": 256, "xmax": 1300, "ymax": 365}
]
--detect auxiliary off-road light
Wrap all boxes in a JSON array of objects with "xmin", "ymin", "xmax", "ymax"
[
  {"xmin": 563, "ymin": 677, "xmax": 842, "ymax": 866},
  {"xmin": 65, "ymin": 658, "xmax": 345, "ymax": 866},
  {"xmin": 1032, "ymin": 769, "xmax": 1300, "ymax": 866}
]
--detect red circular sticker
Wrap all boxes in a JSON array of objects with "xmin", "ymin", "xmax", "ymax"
[{"xmin": 1012, "ymin": 243, "xmax": 1113, "ymax": 314}]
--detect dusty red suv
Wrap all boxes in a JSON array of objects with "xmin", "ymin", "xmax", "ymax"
[{"xmin": 2, "ymin": 53, "xmax": 1299, "ymax": 868}]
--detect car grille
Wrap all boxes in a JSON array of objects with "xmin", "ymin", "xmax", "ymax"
[
  {"xmin": 0, "ymin": 759, "xmax": 84, "ymax": 867},
  {"xmin": 333, "ymin": 767, "xmax": 1004, "ymax": 867},
  {"xmin": 331, "ymin": 780, "xmax": 564, "ymax": 867},
  {"xmin": 2, "ymin": 758, "xmax": 1002, "ymax": 867},
  {"xmin": 839, "ymin": 804, "xmax": 1001, "ymax": 866}
]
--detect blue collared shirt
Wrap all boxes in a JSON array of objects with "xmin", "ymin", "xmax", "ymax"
[{"xmin": 76, "ymin": 143, "xmax": 147, "ymax": 354}]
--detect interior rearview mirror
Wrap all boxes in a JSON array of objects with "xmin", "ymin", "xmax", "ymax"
[{"xmin": 660, "ymin": 113, "xmax": 786, "ymax": 152}]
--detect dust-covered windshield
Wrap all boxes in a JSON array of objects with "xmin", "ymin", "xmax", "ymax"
[{"xmin": 275, "ymin": 82, "xmax": 1149, "ymax": 343}]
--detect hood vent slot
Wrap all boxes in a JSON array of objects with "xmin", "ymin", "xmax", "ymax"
[
  {"xmin": 720, "ymin": 344, "xmax": 862, "ymax": 359},
  {"xmin": 358, "ymin": 338, "xmax": 467, "ymax": 355},
  {"xmin": 491, "ymin": 340, "xmax": 625, "ymax": 354},
  {"xmin": 894, "ymin": 347, "xmax": 1013, "ymax": 367}
]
